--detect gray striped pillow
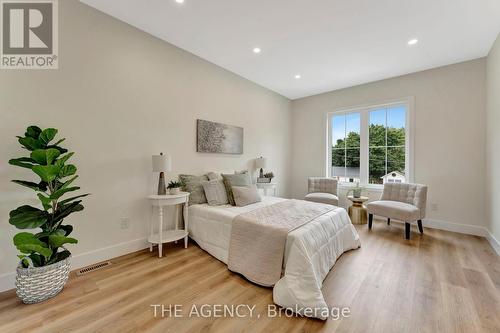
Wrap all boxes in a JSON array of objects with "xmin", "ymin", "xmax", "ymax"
[{"xmin": 202, "ymin": 180, "xmax": 228, "ymax": 206}]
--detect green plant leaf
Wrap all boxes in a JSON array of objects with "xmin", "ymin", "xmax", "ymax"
[
  {"xmin": 52, "ymin": 201, "xmax": 84, "ymax": 224},
  {"xmin": 25, "ymin": 126, "xmax": 42, "ymax": 139},
  {"xmin": 54, "ymin": 152, "xmax": 74, "ymax": 167},
  {"xmin": 58, "ymin": 225, "xmax": 73, "ymax": 236},
  {"xmin": 48, "ymin": 234, "xmax": 78, "ymax": 248},
  {"xmin": 21, "ymin": 258, "xmax": 30, "ymax": 268},
  {"xmin": 9, "ymin": 206, "xmax": 49, "ymax": 229},
  {"xmin": 39, "ymin": 128, "xmax": 58, "ymax": 145},
  {"xmin": 47, "ymin": 250, "xmax": 71, "ymax": 265},
  {"xmin": 12, "ymin": 180, "xmax": 47, "ymax": 191},
  {"xmin": 18, "ymin": 136, "xmax": 44, "ymax": 151},
  {"xmin": 50, "ymin": 186, "xmax": 80, "ymax": 201},
  {"xmin": 37, "ymin": 193, "xmax": 52, "ymax": 211},
  {"xmin": 55, "ymin": 176, "xmax": 78, "ymax": 192},
  {"xmin": 52, "ymin": 138, "xmax": 66, "ymax": 146},
  {"xmin": 59, "ymin": 164, "xmax": 77, "ymax": 178},
  {"xmin": 9, "ymin": 157, "xmax": 36, "ymax": 169},
  {"xmin": 58, "ymin": 194, "xmax": 89, "ymax": 206},
  {"xmin": 32, "ymin": 164, "xmax": 61, "ymax": 182},
  {"xmin": 29, "ymin": 253, "xmax": 45, "ymax": 267},
  {"xmin": 30, "ymin": 148, "xmax": 61, "ymax": 165},
  {"xmin": 18, "ymin": 253, "xmax": 46, "ymax": 267},
  {"xmin": 13, "ymin": 232, "xmax": 51, "ymax": 258},
  {"xmin": 12, "ymin": 180, "xmax": 48, "ymax": 192},
  {"xmin": 47, "ymin": 145, "xmax": 68, "ymax": 154}
]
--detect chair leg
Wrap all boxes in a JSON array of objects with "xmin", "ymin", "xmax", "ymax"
[
  {"xmin": 405, "ymin": 222, "xmax": 411, "ymax": 240},
  {"xmin": 418, "ymin": 220, "xmax": 423, "ymax": 234},
  {"xmin": 387, "ymin": 218, "xmax": 391, "ymax": 225},
  {"xmin": 368, "ymin": 214, "xmax": 373, "ymax": 230}
]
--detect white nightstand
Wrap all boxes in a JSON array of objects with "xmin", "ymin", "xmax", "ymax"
[
  {"xmin": 148, "ymin": 192, "xmax": 190, "ymax": 258},
  {"xmin": 256, "ymin": 182, "xmax": 278, "ymax": 196}
]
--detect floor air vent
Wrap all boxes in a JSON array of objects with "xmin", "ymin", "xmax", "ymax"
[{"xmin": 76, "ymin": 261, "xmax": 111, "ymax": 276}]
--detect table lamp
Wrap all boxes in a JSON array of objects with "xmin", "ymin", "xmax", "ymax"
[
  {"xmin": 152, "ymin": 152, "xmax": 172, "ymax": 195},
  {"xmin": 255, "ymin": 157, "xmax": 267, "ymax": 178}
]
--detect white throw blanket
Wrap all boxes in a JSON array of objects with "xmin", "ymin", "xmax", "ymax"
[
  {"xmin": 228, "ymin": 200, "xmax": 336, "ymax": 286},
  {"xmin": 273, "ymin": 206, "xmax": 360, "ymax": 319},
  {"xmin": 187, "ymin": 197, "xmax": 361, "ymax": 320}
]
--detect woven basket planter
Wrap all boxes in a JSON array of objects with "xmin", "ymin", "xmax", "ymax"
[{"xmin": 15, "ymin": 256, "xmax": 71, "ymax": 304}]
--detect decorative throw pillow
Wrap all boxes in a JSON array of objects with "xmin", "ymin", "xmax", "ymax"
[
  {"xmin": 179, "ymin": 174, "xmax": 209, "ymax": 205},
  {"xmin": 206, "ymin": 172, "xmax": 220, "ymax": 181},
  {"xmin": 202, "ymin": 180, "xmax": 228, "ymax": 206},
  {"xmin": 232, "ymin": 185, "xmax": 261, "ymax": 207},
  {"xmin": 221, "ymin": 173, "xmax": 252, "ymax": 205}
]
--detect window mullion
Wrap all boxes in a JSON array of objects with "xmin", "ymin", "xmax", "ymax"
[
  {"xmin": 385, "ymin": 109, "xmax": 388, "ymax": 176},
  {"xmin": 344, "ymin": 116, "xmax": 347, "ymax": 181},
  {"xmin": 360, "ymin": 110, "xmax": 368, "ymax": 185}
]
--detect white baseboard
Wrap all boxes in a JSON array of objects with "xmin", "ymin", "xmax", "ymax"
[
  {"xmin": 0, "ymin": 272, "xmax": 15, "ymax": 294},
  {"xmin": 486, "ymin": 230, "xmax": 500, "ymax": 256},
  {"xmin": 423, "ymin": 218, "xmax": 488, "ymax": 237},
  {"xmin": 0, "ymin": 237, "xmax": 149, "ymax": 293},
  {"xmin": 373, "ymin": 217, "xmax": 500, "ymax": 255}
]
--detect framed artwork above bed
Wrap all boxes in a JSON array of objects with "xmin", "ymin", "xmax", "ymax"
[{"xmin": 196, "ymin": 119, "xmax": 243, "ymax": 154}]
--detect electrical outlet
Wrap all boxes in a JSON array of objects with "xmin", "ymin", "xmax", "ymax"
[
  {"xmin": 431, "ymin": 203, "xmax": 438, "ymax": 212},
  {"xmin": 120, "ymin": 217, "xmax": 131, "ymax": 230}
]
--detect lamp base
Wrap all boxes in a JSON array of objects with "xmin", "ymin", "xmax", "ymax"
[{"xmin": 158, "ymin": 172, "xmax": 166, "ymax": 195}]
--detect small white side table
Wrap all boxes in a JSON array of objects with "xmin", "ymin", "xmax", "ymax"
[
  {"xmin": 256, "ymin": 182, "xmax": 278, "ymax": 196},
  {"xmin": 148, "ymin": 192, "xmax": 190, "ymax": 258}
]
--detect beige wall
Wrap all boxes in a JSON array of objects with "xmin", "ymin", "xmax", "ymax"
[
  {"xmin": 0, "ymin": 0, "xmax": 291, "ymax": 286},
  {"xmin": 291, "ymin": 59, "xmax": 487, "ymax": 229},
  {"xmin": 487, "ymin": 34, "xmax": 500, "ymax": 243}
]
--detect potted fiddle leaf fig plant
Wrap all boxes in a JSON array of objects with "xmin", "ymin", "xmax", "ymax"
[{"xmin": 8, "ymin": 126, "xmax": 88, "ymax": 304}]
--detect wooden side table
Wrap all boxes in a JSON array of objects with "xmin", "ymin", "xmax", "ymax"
[
  {"xmin": 256, "ymin": 182, "xmax": 278, "ymax": 196},
  {"xmin": 347, "ymin": 195, "xmax": 369, "ymax": 225},
  {"xmin": 148, "ymin": 192, "xmax": 190, "ymax": 258}
]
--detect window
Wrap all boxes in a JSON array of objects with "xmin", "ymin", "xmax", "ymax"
[
  {"xmin": 331, "ymin": 113, "xmax": 360, "ymax": 183},
  {"xmin": 328, "ymin": 101, "xmax": 412, "ymax": 187}
]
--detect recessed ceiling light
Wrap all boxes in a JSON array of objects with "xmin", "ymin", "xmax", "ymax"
[
  {"xmin": 294, "ymin": 74, "xmax": 301, "ymax": 79},
  {"xmin": 175, "ymin": 0, "xmax": 184, "ymax": 3},
  {"xmin": 253, "ymin": 47, "xmax": 261, "ymax": 54},
  {"xmin": 408, "ymin": 38, "xmax": 419, "ymax": 46}
]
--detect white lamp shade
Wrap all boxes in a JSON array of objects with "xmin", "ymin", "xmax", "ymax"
[
  {"xmin": 152, "ymin": 154, "xmax": 172, "ymax": 172},
  {"xmin": 255, "ymin": 157, "xmax": 267, "ymax": 169}
]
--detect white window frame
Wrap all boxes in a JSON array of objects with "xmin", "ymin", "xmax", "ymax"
[{"xmin": 325, "ymin": 97, "xmax": 415, "ymax": 189}]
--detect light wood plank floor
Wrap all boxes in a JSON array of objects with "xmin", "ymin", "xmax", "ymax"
[{"xmin": 1, "ymin": 221, "xmax": 500, "ymax": 333}]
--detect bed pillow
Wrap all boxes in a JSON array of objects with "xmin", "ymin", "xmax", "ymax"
[
  {"xmin": 232, "ymin": 185, "xmax": 261, "ymax": 207},
  {"xmin": 221, "ymin": 173, "xmax": 252, "ymax": 205},
  {"xmin": 206, "ymin": 172, "xmax": 220, "ymax": 181},
  {"xmin": 179, "ymin": 174, "xmax": 209, "ymax": 205},
  {"xmin": 202, "ymin": 180, "xmax": 228, "ymax": 206}
]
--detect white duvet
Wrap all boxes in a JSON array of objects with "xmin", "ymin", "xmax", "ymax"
[{"xmin": 188, "ymin": 197, "xmax": 361, "ymax": 320}]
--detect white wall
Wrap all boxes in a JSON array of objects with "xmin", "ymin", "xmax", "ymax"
[
  {"xmin": 0, "ymin": 0, "xmax": 292, "ymax": 290},
  {"xmin": 291, "ymin": 59, "xmax": 487, "ymax": 231},
  {"xmin": 486, "ymin": 34, "xmax": 500, "ymax": 249}
]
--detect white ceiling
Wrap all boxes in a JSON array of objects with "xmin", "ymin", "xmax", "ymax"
[{"xmin": 80, "ymin": 0, "xmax": 500, "ymax": 100}]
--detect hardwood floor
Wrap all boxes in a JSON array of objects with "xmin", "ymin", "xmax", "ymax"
[{"xmin": 1, "ymin": 221, "xmax": 500, "ymax": 333}]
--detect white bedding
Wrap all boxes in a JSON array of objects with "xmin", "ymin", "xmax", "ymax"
[{"xmin": 188, "ymin": 196, "xmax": 361, "ymax": 320}]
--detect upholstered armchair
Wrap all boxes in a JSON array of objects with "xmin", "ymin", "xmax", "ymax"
[
  {"xmin": 367, "ymin": 183, "xmax": 428, "ymax": 240},
  {"xmin": 304, "ymin": 177, "xmax": 339, "ymax": 206}
]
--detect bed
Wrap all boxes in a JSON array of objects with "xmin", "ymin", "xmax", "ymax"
[{"xmin": 188, "ymin": 196, "xmax": 361, "ymax": 320}]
